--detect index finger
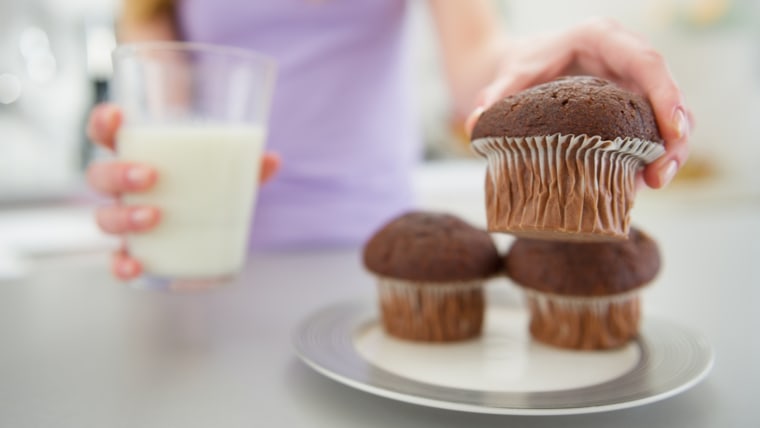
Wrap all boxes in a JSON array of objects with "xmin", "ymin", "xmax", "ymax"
[{"xmin": 86, "ymin": 103, "xmax": 123, "ymax": 151}]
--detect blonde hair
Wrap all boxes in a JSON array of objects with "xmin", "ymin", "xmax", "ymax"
[{"xmin": 122, "ymin": 0, "xmax": 176, "ymax": 23}]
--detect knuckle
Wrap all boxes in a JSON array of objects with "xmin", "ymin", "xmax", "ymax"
[
  {"xmin": 584, "ymin": 16, "xmax": 622, "ymax": 32},
  {"xmin": 87, "ymin": 161, "xmax": 112, "ymax": 182},
  {"xmin": 492, "ymin": 68, "xmax": 533, "ymax": 96},
  {"xmin": 89, "ymin": 162, "xmax": 130, "ymax": 193},
  {"xmin": 94, "ymin": 207, "xmax": 111, "ymax": 229},
  {"xmin": 96, "ymin": 206, "xmax": 126, "ymax": 233},
  {"xmin": 85, "ymin": 165, "xmax": 100, "ymax": 186},
  {"xmin": 637, "ymin": 48, "xmax": 665, "ymax": 67},
  {"xmin": 508, "ymin": 67, "xmax": 534, "ymax": 83}
]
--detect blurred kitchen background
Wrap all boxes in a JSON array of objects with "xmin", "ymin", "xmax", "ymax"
[{"xmin": 1, "ymin": 0, "xmax": 759, "ymax": 278}]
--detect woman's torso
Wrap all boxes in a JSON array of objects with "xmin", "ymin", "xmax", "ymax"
[{"xmin": 177, "ymin": 0, "xmax": 421, "ymax": 250}]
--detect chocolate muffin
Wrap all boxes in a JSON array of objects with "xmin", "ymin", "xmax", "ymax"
[
  {"xmin": 471, "ymin": 76, "xmax": 666, "ymax": 241},
  {"xmin": 505, "ymin": 227, "xmax": 660, "ymax": 350},
  {"xmin": 363, "ymin": 211, "xmax": 501, "ymax": 342}
]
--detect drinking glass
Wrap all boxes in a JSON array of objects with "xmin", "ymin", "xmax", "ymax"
[{"xmin": 111, "ymin": 42, "xmax": 277, "ymax": 291}]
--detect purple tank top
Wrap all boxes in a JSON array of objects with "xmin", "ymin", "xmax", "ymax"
[{"xmin": 177, "ymin": 0, "xmax": 421, "ymax": 250}]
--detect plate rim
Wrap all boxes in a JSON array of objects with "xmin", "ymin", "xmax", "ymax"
[{"xmin": 292, "ymin": 300, "xmax": 714, "ymax": 416}]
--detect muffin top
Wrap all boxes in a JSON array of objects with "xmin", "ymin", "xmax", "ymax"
[
  {"xmin": 471, "ymin": 76, "xmax": 663, "ymax": 144},
  {"xmin": 363, "ymin": 211, "xmax": 501, "ymax": 283},
  {"xmin": 505, "ymin": 227, "xmax": 660, "ymax": 296}
]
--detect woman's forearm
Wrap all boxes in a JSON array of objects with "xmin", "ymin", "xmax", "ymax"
[{"xmin": 427, "ymin": 0, "xmax": 507, "ymax": 117}]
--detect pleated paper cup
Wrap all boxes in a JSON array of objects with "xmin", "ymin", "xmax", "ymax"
[
  {"xmin": 472, "ymin": 134, "xmax": 664, "ymax": 241},
  {"xmin": 520, "ymin": 287, "xmax": 643, "ymax": 350},
  {"xmin": 375, "ymin": 276, "xmax": 486, "ymax": 342}
]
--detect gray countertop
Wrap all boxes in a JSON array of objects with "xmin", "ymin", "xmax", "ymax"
[{"xmin": 0, "ymin": 197, "xmax": 757, "ymax": 427}]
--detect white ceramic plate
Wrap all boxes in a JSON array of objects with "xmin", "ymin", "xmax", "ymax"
[{"xmin": 293, "ymin": 301, "xmax": 714, "ymax": 415}]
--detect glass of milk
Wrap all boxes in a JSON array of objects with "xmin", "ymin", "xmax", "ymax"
[{"xmin": 111, "ymin": 42, "xmax": 276, "ymax": 291}]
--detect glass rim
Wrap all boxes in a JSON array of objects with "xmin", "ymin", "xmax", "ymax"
[{"xmin": 112, "ymin": 41, "xmax": 277, "ymax": 70}]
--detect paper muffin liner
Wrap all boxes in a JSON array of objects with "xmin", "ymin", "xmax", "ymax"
[
  {"xmin": 472, "ymin": 134, "xmax": 665, "ymax": 241},
  {"xmin": 519, "ymin": 287, "xmax": 643, "ymax": 350},
  {"xmin": 375, "ymin": 276, "xmax": 486, "ymax": 342}
]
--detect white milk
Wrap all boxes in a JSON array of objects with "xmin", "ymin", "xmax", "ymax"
[{"xmin": 118, "ymin": 125, "xmax": 265, "ymax": 278}]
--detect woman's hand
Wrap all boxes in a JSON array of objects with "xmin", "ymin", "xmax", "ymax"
[
  {"xmin": 465, "ymin": 17, "xmax": 693, "ymax": 189},
  {"xmin": 86, "ymin": 103, "xmax": 281, "ymax": 280}
]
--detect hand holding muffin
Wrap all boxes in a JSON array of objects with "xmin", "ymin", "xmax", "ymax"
[
  {"xmin": 471, "ymin": 76, "xmax": 663, "ymax": 241},
  {"xmin": 464, "ymin": 17, "xmax": 693, "ymax": 190}
]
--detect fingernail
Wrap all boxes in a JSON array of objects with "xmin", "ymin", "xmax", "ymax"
[
  {"xmin": 660, "ymin": 159, "xmax": 678, "ymax": 188},
  {"xmin": 673, "ymin": 107, "xmax": 688, "ymax": 139},
  {"xmin": 126, "ymin": 166, "xmax": 152, "ymax": 186},
  {"xmin": 131, "ymin": 208, "xmax": 155, "ymax": 227}
]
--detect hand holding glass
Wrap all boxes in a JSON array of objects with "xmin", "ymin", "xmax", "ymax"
[{"xmin": 111, "ymin": 42, "xmax": 276, "ymax": 290}]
